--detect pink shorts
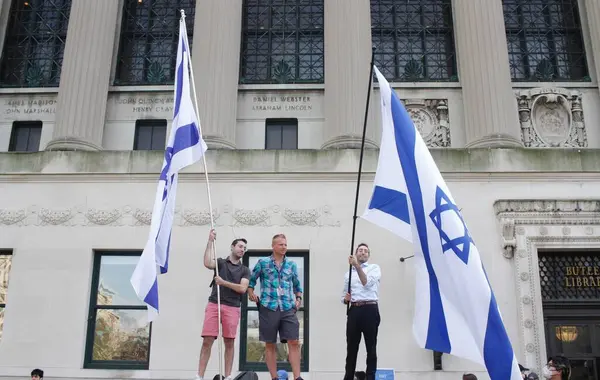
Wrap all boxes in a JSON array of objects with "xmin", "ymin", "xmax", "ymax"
[{"xmin": 201, "ymin": 302, "xmax": 241, "ymax": 339}]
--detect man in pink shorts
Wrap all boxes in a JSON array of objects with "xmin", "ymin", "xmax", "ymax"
[{"xmin": 196, "ymin": 229, "xmax": 250, "ymax": 380}]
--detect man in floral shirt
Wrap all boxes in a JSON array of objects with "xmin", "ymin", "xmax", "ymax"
[{"xmin": 248, "ymin": 234, "xmax": 303, "ymax": 380}]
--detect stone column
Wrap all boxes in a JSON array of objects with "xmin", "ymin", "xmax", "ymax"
[
  {"xmin": 191, "ymin": 0, "xmax": 241, "ymax": 149},
  {"xmin": 584, "ymin": 1, "xmax": 600, "ymax": 86},
  {"xmin": 46, "ymin": 0, "xmax": 119, "ymax": 151},
  {"xmin": 322, "ymin": 0, "xmax": 377, "ymax": 149},
  {"xmin": 453, "ymin": 0, "xmax": 522, "ymax": 148}
]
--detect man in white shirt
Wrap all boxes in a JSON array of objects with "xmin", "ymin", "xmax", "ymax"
[{"xmin": 341, "ymin": 243, "xmax": 381, "ymax": 380}]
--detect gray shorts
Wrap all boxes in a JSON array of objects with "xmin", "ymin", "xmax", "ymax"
[{"xmin": 258, "ymin": 305, "xmax": 300, "ymax": 343}]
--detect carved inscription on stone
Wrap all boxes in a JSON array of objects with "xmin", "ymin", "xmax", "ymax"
[
  {"xmin": 109, "ymin": 93, "xmax": 174, "ymax": 119},
  {"xmin": 516, "ymin": 88, "xmax": 587, "ymax": 147},
  {"xmin": 0, "ymin": 95, "xmax": 58, "ymax": 121},
  {"xmin": 251, "ymin": 95, "xmax": 313, "ymax": 112},
  {"xmin": 238, "ymin": 91, "xmax": 324, "ymax": 119}
]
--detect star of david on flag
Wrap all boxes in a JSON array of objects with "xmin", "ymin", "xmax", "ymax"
[
  {"xmin": 429, "ymin": 186, "xmax": 474, "ymax": 265},
  {"xmin": 361, "ymin": 66, "xmax": 521, "ymax": 380}
]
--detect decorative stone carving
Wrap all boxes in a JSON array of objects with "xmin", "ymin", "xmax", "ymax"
[
  {"xmin": 494, "ymin": 199, "xmax": 600, "ymax": 371},
  {"xmin": 232, "ymin": 208, "xmax": 271, "ymax": 226},
  {"xmin": 516, "ymin": 88, "xmax": 587, "ymax": 147},
  {"xmin": 0, "ymin": 209, "xmax": 27, "ymax": 225},
  {"xmin": 133, "ymin": 209, "xmax": 152, "ymax": 226},
  {"xmin": 181, "ymin": 209, "xmax": 220, "ymax": 226},
  {"xmin": 85, "ymin": 208, "xmax": 123, "ymax": 226},
  {"xmin": 283, "ymin": 208, "xmax": 321, "ymax": 226},
  {"xmin": 403, "ymin": 99, "xmax": 451, "ymax": 147},
  {"xmin": 500, "ymin": 218, "xmax": 516, "ymax": 258},
  {"xmin": 0, "ymin": 204, "xmax": 342, "ymax": 228},
  {"xmin": 37, "ymin": 208, "xmax": 75, "ymax": 226},
  {"xmin": 495, "ymin": 200, "xmax": 600, "ymax": 225},
  {"xmin": 526, "ymin": 343, "xmax": 535, "ymax": 353}
]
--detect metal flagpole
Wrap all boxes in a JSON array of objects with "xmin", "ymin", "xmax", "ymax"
[
  {"xmin": 347, "ymin": 47, "xmax": 376, "ymax": 315},
  {"xmin": 180, "ymin": 10, "xmax": 224, "ymax": 379}
]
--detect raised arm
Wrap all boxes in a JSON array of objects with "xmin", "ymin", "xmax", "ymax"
[
  {"xmin": 203, "ymin": 229, "xmax": 217, "ymax": 270},
  {"xmin": 363, "ymin": 264, "xmax": 381, "ymax": 288}
]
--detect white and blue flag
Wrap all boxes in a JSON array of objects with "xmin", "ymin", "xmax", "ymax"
[
  {"xmin": 130, "ymin": 15, "xmax": 207, "ymax": 322},
  {"xmin": 362, "ymin": 66, "xmax": 520, "ymax": 380}
]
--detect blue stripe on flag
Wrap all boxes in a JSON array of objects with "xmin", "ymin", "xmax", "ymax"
[
  {"xmin": 143, "ymin": 278, "xmax": 159, "ymax": 311},
  {"xmin": 482, "ymin": 266, "xmax": 516, "ymax": 380},
  {"xmin": 173, "ymin": 34, "xmax": 186, "ymax": 117},
  {"xmin": 389, "ymin": 87, "xmax": 451, "ymax": 353},
  {"xmin": 159, "ymin": 232, "xmax": 172, "ymax": 274},
  {"xmin": 484, "ymin": 291, "xmax": 515, "ymax": 380},
  {"xmin": 368, "ymin": 185, "xmax": 410, "ymax": 224},
  {"xmin": 159, "ymin": 123, "xmax": 200, "ymax": 182}
]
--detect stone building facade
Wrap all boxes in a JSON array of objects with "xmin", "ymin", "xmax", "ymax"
[{"xmin": 1, "ymin": 1, "xmax": 600, "ymax": 380}]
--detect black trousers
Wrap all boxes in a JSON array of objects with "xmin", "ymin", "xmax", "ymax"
[{"xmin": 343, "ymin": 303, "xmax": 381, "ymax": 380}]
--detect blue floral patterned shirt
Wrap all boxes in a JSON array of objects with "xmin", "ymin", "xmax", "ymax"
[{"xmin": 248, "ymin": 255, "xmax": 303, "ymax": 311}]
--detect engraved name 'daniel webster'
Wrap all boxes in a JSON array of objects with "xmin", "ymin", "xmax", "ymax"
[{"xmin": 252, "ymin": 95, "xmax": 313, "ymax": 112}]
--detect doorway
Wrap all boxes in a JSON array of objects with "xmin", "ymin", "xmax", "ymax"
[{"xmin": 539, "ymin": 251, "xmax": 600, "ymax": 380}]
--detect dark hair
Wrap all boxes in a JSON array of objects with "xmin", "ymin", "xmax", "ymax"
[
  {"xmin": 463, "ymin": 374, "xmax": 478, "ymax": 380},
  {"xmin": 231, "ymin": 238, "xmax": 247, "ymax": 247},
  {"xmin": 550, "ymin": 356, "xmax": 571, "ymax": 380},
  {"xmin": 31, "ymin": 369, "xmax": 44, "ymax": 378},
  {"xmin": 356, "ymin": 243, "xmax": 369, "ymax": 253}
]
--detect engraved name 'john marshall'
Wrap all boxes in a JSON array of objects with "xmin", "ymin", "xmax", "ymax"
[
  {"xmin": 4, "ymin": 99, "xmax": 56, "ymax": 115},
  {"xmin": 252, "ymin": 95, "xmax": 313, "ymax": 112}
]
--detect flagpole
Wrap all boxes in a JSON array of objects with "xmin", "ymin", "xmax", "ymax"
[
  {"xmin": 347, "ymin": 47, "xmax": 376, "ymax": 315},
  {"xmin": 180, "ymin": 10, "xmax": 224, "ymax": 379}
]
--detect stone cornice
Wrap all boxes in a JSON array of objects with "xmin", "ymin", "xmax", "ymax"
[
  {"xmin": 1, "ymin": 148, "xmax": 600, "ymax": 175},
  {"xmin": 494, "ymin": 199, "xmax": 600, "ymax": 216},
  {"xmin": 494, "ymin": 199, "xmax": 600, "ymax": 259}
]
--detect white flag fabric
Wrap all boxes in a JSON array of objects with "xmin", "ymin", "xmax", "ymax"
[
  {"xmin": 130, "ymin": 15, "xmax": 207, "ymax": 322},
  {"xmin": 362, "ymin": 66, "xmax": 521, "ymax": 380}
]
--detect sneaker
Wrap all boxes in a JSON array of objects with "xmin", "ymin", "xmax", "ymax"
[{"xmin": 195, "ymin": 376, "xmax": 203, "ymax": 380}]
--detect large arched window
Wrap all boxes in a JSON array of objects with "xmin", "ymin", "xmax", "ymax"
[
  {"xmin": 0, "ymin": 0, "xmax": 72, "ymax": 88},
  {"xmin": 503, "ymin": 0, "xmax": 588, "ymax": 81},
  {"xmin": 370, "ymin": 0, "xmax": 457, "ymax": 82},
  {"xmin": 114, "ymin": 0, "xmax": 195, "ymax": 86},
  {"xmin": 240, "ymin": 0, "xmax": 324, "ymax": 84}
]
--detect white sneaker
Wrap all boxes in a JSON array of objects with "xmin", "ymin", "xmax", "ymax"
[{"xmin": 195, "ymin": 376, "xmax": 203, "ymax": 380}]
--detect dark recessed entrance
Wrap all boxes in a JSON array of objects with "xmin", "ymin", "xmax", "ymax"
[{"xmin": 539, "ymin": 251, "xmax": 600, "ymax": 380}]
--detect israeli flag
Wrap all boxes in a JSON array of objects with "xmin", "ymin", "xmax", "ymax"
[
  {"xmin": 362, "ymin": 66, "xmax": 520, "ymax": 380},
  {"xmin": 130, "ymin": 15, "xmax": 207, "ymax": 322}
]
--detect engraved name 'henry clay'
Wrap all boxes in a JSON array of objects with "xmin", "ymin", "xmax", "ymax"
[
  {"xmin": 114, "ymin": 96, "xmax": 174, "ymax": 114},
  {"xmin": 564, "ymin": 266, "xmax": 600, "ymax": 288},
  {"xmin": 252, "ymin": 95, "xmax": 313, "ymax": 112}
]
